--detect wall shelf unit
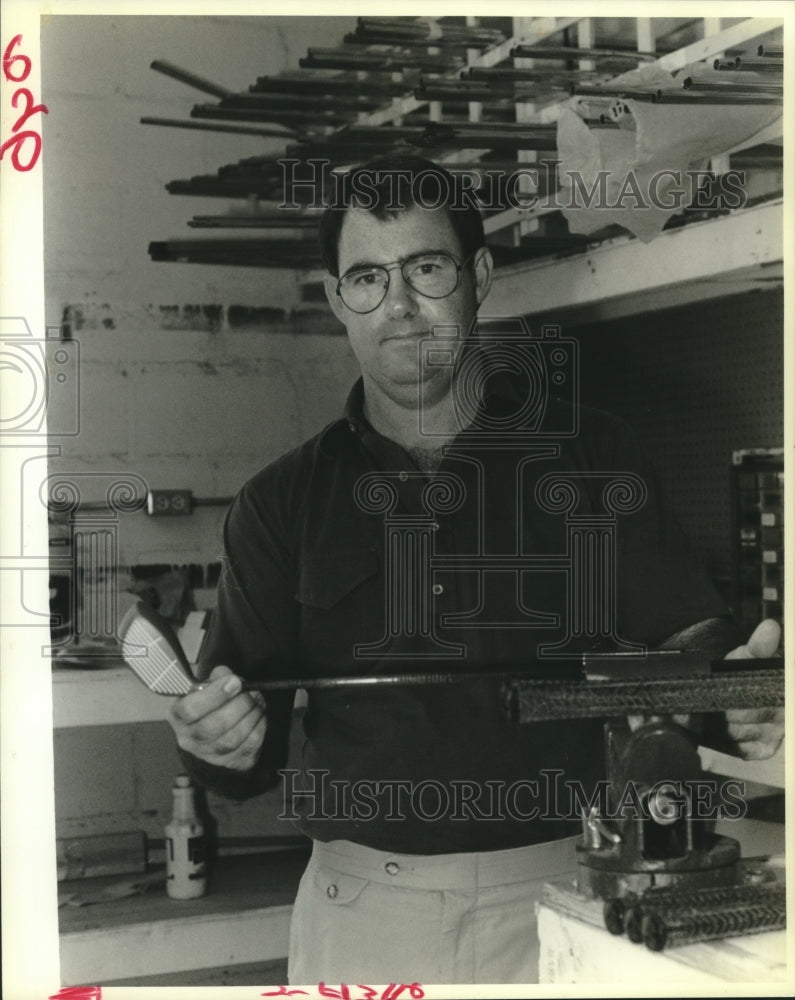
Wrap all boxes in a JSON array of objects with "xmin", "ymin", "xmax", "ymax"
[{"xmin": 144, "ymin": 14, "xmax": 784, "ymax": 320}]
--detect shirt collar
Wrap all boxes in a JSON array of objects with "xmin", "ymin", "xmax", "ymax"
[
  {"xmin": 316, "ymin": 378, "xmax": 369, "ymax": 459},
  {"xmin": 343, "ymin": 377, "xmax": 369, "ymax": 431},
  {"xmin": 318, "ymin": 369, "xmax": 531, "ymax": 459}
]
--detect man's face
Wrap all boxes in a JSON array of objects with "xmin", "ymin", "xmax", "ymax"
[{"xmin": 325, "ymin": 205, "xmax": 492, "ymax": 409}]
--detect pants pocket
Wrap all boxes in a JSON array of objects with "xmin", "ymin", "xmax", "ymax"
[
  {"xmin": 288, "ymin": 860, "xmax": 445, "ymax": 985},
  {"xmin": 288, "ymin": 860, "xmax": 372, "ymax": 985}
]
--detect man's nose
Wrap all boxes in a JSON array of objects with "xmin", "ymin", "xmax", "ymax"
[{"xmin": 383, "ymin": 269, "xmax": 419, "ymax": 316}]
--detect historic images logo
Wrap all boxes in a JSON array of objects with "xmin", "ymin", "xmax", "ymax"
[{"xmin": 279, "ymin": 159, "xmax": 746, "ymax": 214}]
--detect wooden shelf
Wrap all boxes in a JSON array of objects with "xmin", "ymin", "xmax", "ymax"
[
  {"xmin": 489, "ymin": 198, "xmax": 783, "ymax": 324},
  {"xmin": 59, "ymin": 849, "xmax": 308, "ymax": 985}
]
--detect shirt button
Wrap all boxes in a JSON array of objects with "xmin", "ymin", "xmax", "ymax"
[
  {"xmin": 398, "ymin": 471, "xmax": 408, "ymax": 482},
  {"xmin": 327, "ymin": 884, "xmax": 339, "ymax": 899},
  {"xmin": 348, "ymin": 422, "xmax": 356, "ymax": 433},
  {"xmin": 385, "ymin": 862, "xmax": 400, "ymax": 876},
  {"xmin": 432, "ymin": 583, "xmax": 444, "ymax": 596}
]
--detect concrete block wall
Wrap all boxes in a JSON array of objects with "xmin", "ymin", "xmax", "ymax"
[
  {"xmin": 47, "ymin": 318, "xmax": 359, "ymax": 566},
  {"xmin": 53, "ymin": 719, "xmax": 308, "ymax": 846}
]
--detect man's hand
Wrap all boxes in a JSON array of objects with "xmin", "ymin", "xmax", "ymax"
[
  {"xmin": 168, "ymin": 665, "xmax": 267, "ymax": 771},
  {"xmin": 721, "ymin": 618, "xmax": 784, "ymax": 760}
]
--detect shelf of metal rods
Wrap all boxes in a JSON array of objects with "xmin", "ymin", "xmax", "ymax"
[{"xmin": 503, "ymin": 664, "xmax": 783, "ymax": 723}]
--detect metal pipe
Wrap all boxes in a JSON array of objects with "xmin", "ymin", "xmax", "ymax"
[
  {"xmin": 467, "ymin": 65, "xmax": 605, "ymax": 84},
  {"xmin": 713, "ymin": 56, "xmax": 742, "ymax": 70},
  {"xmin": 715, "ymin": 56, "xmax": 783, "ymax": 72},
  {"xmin": 511, "ymin": 44, "xmax": 658, "ymax": 62},
  {"xmin": 353, "ymin": 19, "xmax": 506, "ymax": 48},
  {"xmin": 148, "ymin": 238, "xmax": 322, "ymax": 268},
  {"xmin": 191, "ymin": 104, "xmax": 352, "ymax": 127},
  {"xmin": 342, "ymin": 32, "xmax": 493, "ymax": 53},
  {"xmin": 683, "ymin": 76, "xmax": 783, "ymax": 95},
  {"xmin": 140, "ymin": 116, "xmax": 299, "ymax": 140},
  {"xmin": 251, "ymin": 75, "xmax": 410, "ymax": 99},
  {"xmin": 287, "ymin": 131, "xmax": 558, "ymax": 160},
  {"xmin": 570, "ymin": 85, "xmax": 661, "ymax": 101},
  {"xmin": 300, "ymin": 47, "xmax": 463, "ymax": 73},
  {"xmin": 150, "ymin": 59, "xmax": 232, "ymax": 99},
  {"xmin": 572, "ymin": 85, "xmax": 781, "ymax": 106},
  {"xmin": 414, "ymin": 88, "xmax": 560, "ymax": 107},
  {"xmin": 734, "ymin": 57, "xmax": 784, "ymax": 71},
  {"xmin": 654, "ymin": 92, "xmax": 782, "ymax": 105},
  {"xmin": 188, "ymin": 214, "xmax": 321, "ymax": 229},
  {"xmin": 218, "ymin": 91, "xmax": 385, "ymax": 112}
]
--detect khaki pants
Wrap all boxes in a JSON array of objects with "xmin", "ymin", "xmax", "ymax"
[{"xmin": 288, "ymin": 836, "xmax": 579, "ymax": 986}]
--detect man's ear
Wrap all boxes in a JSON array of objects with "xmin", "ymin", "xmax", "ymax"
[
  {"xmin": 472, "ymin": 247, "xmax": 493, "ymax": 306},
  {"xmin": 324, "ymin": 273, "xmax": 348, "ymax": 326}
]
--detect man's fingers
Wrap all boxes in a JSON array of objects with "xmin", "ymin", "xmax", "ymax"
[
  {"xmin": 723, "ymin": 706, "xmax": 784, "ymax": 760},
  {"xmin": 746, "ymin": 618, "xmax": 781, "ymax": 657},
  {"xmin": 724, "ymin": 706, "xmax": 783, "ymax": 725},
  {"xmin": 717, "ymin": 624, "xmax": 783, "ymax": 762},
  {"xmin": 627, "ymin": 713, "xmax": 691, "ymax": 731},
  {"xmin": 724, "ymin": 618, "xmax": 781, "ymax": 660},
  {"xmin": 165, "ymin": 663, "xmax": 269, "ymax": 770},
  {"xmin": 193, "ymin": 701, "xmax": 265, "ymax": 756},
  {"xmin": 726, "ymin": 723, "xmax": 771, "ymax": 743},
  {"xmin": 176, "ymin": 700, "xmax": 266, "ymax": 766},
  {"xmin": 170, "ymin": 668, "xmax": 245, "ymax": 725},
  {"xmin": 234, "ymin": 713, "xmax": 268, "ymax": 762},
  {"xmin": 733, "ymin": 740, "xmax": 774, "ymax": 761}
]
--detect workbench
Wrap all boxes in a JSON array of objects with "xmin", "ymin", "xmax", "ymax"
[
  {"xmin": 537, "ymin": 876, "xmax": 787, "ymax": 985},
  {"xmin": 537, "ymin": 816, "xmax": 787, "ymax": 986}
]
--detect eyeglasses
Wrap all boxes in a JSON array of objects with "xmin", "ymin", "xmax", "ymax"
[{"xmin": 336, "ymin": 251, "xmax": 475, "ymax": 314}]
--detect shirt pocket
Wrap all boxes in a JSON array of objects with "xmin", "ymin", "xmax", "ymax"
[
  {"xmin": 295, "ymin": 547, "xmax": 379, "ymax": 610},
  {"xmin": 295, "ymin": 547, "xmax": 382, "ymax": 664}
]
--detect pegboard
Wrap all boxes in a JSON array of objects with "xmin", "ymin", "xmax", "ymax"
[{"xmin": 572, "ymin": 288, "xmax": 784, "ymax": 597}]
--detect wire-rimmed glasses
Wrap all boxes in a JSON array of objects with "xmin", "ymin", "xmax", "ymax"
[{"xmin": 336, "ymin": 251, "xmax": 475, "ymax": 314}]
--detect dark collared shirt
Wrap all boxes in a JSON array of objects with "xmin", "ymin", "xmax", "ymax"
[{"xmin": 187, "ymin": 377, "xmax": 727, "ymax": 853}]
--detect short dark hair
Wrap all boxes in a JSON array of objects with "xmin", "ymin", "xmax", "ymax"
[{"xmin": 318, "ymin": 153, "xmax": 486, "ymax": 276}]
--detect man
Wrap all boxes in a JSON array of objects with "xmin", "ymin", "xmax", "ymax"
[{"xmin": 168, "ymin": 155, "xmax": 783, "ymax": 985}]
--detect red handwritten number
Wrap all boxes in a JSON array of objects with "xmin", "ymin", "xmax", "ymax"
[
  {"xmin": 2, "ymin": 34, "xmax": 30, "ymax": 82},
  {"xmin": 1, "ymin": 35, "xmax": 47, "ymax": 171},
  {"xmin": 260, "ymin": 985, "xmax": 423, "ymax": 999},
  {"xmin": 318, "ymin": 985, "xmax": 351, "ymax": 999},
  {"xmin": 0, "ymin": 130, "xmax": 41, "ymax": 171},
  {"xmin": 11, "ymin": 87, "xmax": 48, "ymax": 130},
  {"xmin": 48, "ymin": 987, "xmax": 102, "ymax": 1000}
]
